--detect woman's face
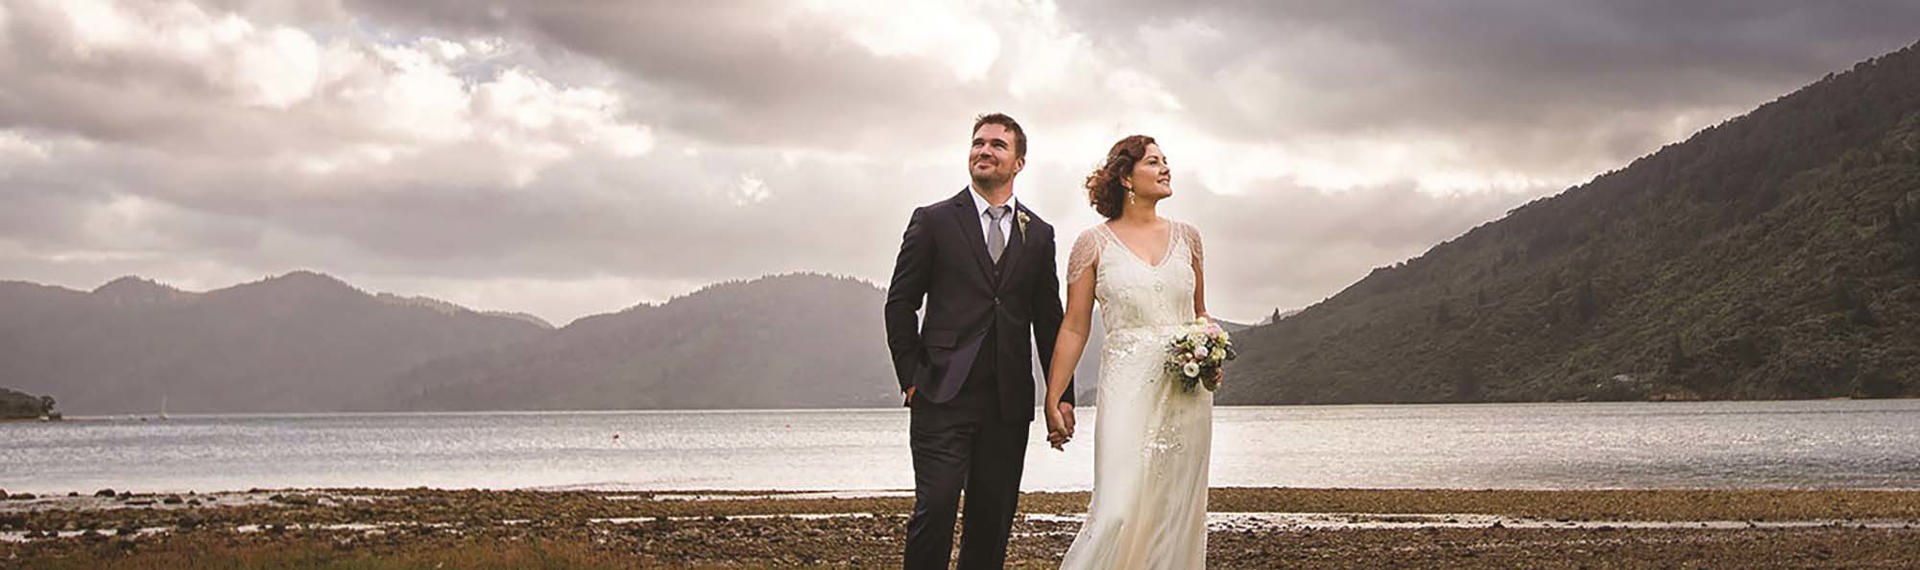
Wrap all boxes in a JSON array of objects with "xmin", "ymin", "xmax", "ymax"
[{"xmin": 1126, "ymin": 143, "xmax": 1171, "ymax": 201}]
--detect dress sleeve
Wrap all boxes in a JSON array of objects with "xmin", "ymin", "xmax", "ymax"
[
  {"xmin": 1066, "ymin": 227, "xmax": 1102, "ymax": 286},
  {"xmin": 1181, "ymin": 221, "xmax": 1203, "ymax": 270}
]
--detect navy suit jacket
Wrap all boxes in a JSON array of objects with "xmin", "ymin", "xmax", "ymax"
[{"xmin": 884, "ymin": 188, "xmax": 1074, "ymax": 420}]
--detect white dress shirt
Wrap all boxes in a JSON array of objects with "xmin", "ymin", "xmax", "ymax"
[{"xmin": 967, "ymin": 187, "xmax": 1018, "ymax": 249}]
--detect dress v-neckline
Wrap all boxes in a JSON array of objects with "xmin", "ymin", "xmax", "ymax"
[{"xmin": 1100, "ymin": 221, "xmax": 1176, "ymax": 269}]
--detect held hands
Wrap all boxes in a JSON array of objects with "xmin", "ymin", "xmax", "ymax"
[{"xmin": 1044, "ymin": 400, "xmax": 1076, "ymax": 450}]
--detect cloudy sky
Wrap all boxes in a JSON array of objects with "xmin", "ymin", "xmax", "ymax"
[{"xmin": 2, "ymin": 0, "xmax": 1917, "ymax": 326}]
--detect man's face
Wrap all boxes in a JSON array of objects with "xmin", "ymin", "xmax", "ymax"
[{"xmin": 969, "ymin": 124, "xmax": 1023, "ymax": 189}]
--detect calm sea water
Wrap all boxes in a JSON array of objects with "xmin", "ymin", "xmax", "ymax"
[{"xmin": 3, "ymin": 400, "xmax": 1917, "ymax": 495}]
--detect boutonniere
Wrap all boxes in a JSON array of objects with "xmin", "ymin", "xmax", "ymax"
[{"xmin": 1016, "ymin": 211, "xmax": 1030, "ymax": 235}]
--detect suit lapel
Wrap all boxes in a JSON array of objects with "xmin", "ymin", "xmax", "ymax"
[
  {"xmin": 947, "ymin": 189, "xmax": 996, "ymax": 284},
  {"xmin": 993, "ymin": 205, "xmax": 1029, "ymax": 292}
]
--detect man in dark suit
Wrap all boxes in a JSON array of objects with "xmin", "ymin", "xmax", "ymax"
[{"xmin": 884, "ymin": 113, "xmax": 1075, "ymax": 569}]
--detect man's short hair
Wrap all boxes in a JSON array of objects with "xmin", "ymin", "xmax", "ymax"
[{"xmin": 972, "ymin": 113, "xmax": 1027, "ymax": 159}]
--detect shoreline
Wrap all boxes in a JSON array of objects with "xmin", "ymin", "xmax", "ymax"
[
  {"xmin": 0, "ymin": 417, "xmax": 59, "ymax": 423},
  {"xmin": 3, "ymin": 487, "xmax": 1916, "ymax": 568},
  {"xmin": 24, "ymin": 397, "xmax": 1917, "ymax": 417}
]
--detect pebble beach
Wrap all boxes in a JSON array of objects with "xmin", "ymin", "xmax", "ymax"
[{"xmin": 3, "ymin": 487, "xmax": 1917, "ymax": 568}]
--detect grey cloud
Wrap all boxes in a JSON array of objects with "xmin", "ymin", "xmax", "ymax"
[
  {"xmin": 0, "ymin": 0, "xmax": 995, "ymax": 317},
  {"xmin": 1186, "ymin": 181, "xmax": 1542, "ymax": 320},
  {"xmin": 341, "ymin": 0, "xmax": 1005, "ymax": 151},
  {"xmin": 0, "ymin": 125, "xmax": 944, "ymax": 287},
  {"xmin": 334, "ymin": 1, "xmax": 1179, "ymax": 159},
  {"xmin": 1058, "ymin": 0, "xmax": 1920, "ymax": 177},
  {"xmin": 4, "ymin": 0, "xmax": 1914, "ymax": 326}
]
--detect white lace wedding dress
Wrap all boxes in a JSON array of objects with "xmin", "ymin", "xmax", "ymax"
[{"xmin": 1059, "ymin": 221, "xmax": 1212, "ymax": 569}]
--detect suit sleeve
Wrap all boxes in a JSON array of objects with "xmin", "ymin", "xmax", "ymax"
[
  {"xmin": 1030, "ymin": 223, "xmax": 1074, "ymax": 405},
  {"xmin": 884, "ymin": 207, "xmax": 934, "ymax": 392}
]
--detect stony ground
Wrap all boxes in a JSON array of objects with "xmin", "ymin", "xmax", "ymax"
[{"xmin": 2, "ymin": 487, "xmax": 1916, "ymax": 568}]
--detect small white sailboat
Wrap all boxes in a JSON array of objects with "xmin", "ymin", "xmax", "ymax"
[{"xmin": 158, "ymin": 394, "xmax": 169, "ymax": 421}]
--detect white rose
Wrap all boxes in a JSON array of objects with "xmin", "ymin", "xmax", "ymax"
[
  {"xmin": 1192, "ymin": 346, "xmax": 1209, "ymax": 359},
  {"xmin": 1183, "ymin": 362, "xmax": 1201, "ymax": 378}
]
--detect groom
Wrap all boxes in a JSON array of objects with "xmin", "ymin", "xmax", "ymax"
[{"xmin": 885, "ymin": 113, "xmax": 1074, "ymax": 569}]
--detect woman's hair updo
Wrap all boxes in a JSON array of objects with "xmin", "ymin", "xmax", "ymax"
[{"xmin": 1084, "ymin": 135, "xmax": 1156, "ymax": 220}]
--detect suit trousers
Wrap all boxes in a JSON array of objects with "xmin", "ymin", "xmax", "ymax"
[{"xmin": 904, "ymin": 327, "xmax": 1030, "ymax": 570}]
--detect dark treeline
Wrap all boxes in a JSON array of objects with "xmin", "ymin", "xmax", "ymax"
[{"xmin": 1224, "ymin": 41, "xmax": 1920, "ymax": 405}]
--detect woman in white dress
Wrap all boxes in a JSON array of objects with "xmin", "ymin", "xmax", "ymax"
[{"xmin": 1044, "ymin": 135, "xmax": 1215, "ymax": 569}]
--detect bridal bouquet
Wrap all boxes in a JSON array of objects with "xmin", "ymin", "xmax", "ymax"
[{"xmin": 1165, "ymin": 318, "xmax": 1235, "ymax": 392}]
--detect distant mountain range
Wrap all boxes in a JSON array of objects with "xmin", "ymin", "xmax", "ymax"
[
  {"xmin": 1221, "ymin": 41, "xmax": 1920, "ymax": 404},
  {"xmin": 0, "ymin": 272, "xmax": 550, "ymax": 414},
  {"xmin": 375, "ymin": 274, "xmax": 900, "ymax": 411},
  {"xmin": 0, "ymin": 271, "xmax": 1134, "ymax": 414}
]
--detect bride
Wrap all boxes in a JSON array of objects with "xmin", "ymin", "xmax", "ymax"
[{"xmin": 1044, "ymin": 135, "xmax": 1215, "ymax": 569}]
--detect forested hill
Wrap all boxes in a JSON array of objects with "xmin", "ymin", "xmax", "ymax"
[{"xmin": 1223, "ymin": 41, "xmax": 1920, "ymax": 405}]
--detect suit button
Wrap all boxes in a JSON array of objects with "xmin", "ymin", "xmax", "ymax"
[{"xmin": 993, "ymin": 297, "xmax": 1001, "ymax": 306}]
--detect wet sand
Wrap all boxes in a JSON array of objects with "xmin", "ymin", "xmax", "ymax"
[{"xmin": 2, "ymin": 487, "xmax": 1916, "ymax": 568}]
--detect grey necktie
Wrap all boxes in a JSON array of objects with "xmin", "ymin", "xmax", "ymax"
[{"xmin": 986, "ymin": 205, "xmax": 1009, "ymax": 263}]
